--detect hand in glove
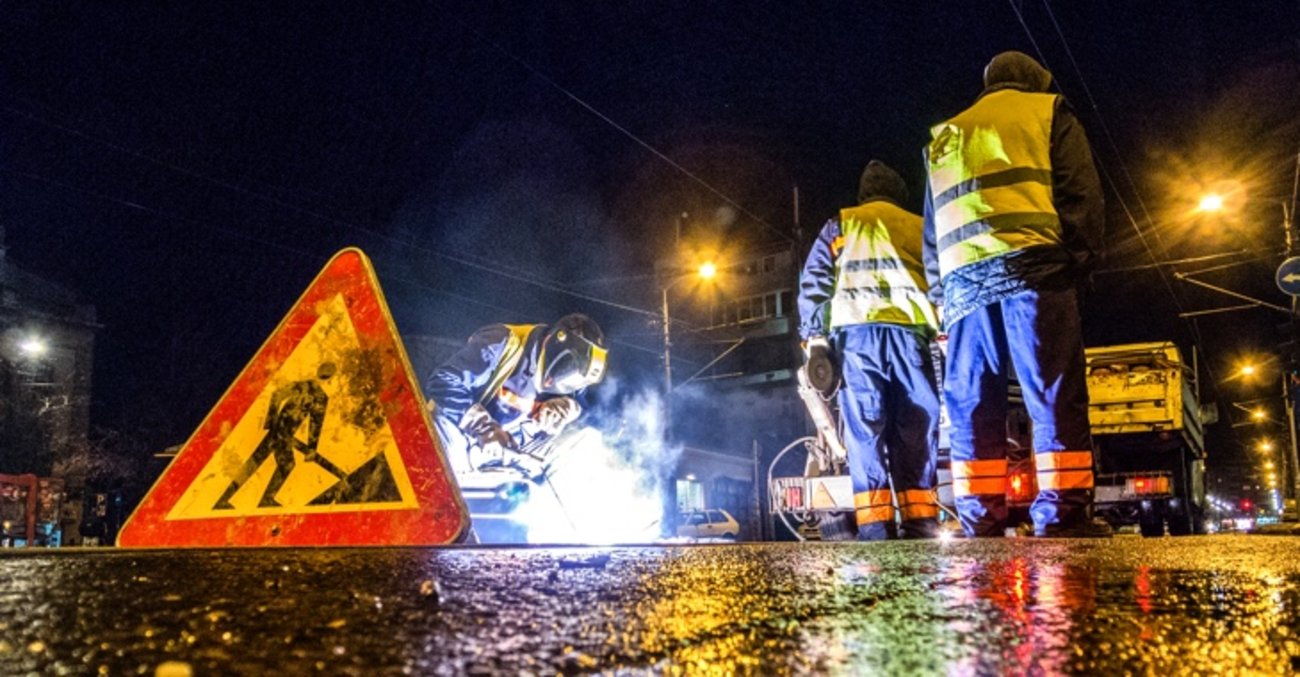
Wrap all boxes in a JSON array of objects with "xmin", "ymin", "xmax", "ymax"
[
  {"xmin": 533, "ymin": 396, "xmax": 582, "ymax": 436},
  {"xmin": 459, "ymin": 404, "xmax": 517, "ymax": 467}
]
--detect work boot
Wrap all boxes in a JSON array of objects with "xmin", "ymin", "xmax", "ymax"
[
  {"xmin": 900, "ymin": 518, "xmax": 938, "ymax": 540},
  {"xmin": 1034, "ymin": 517, "xmax": 1114, "ymax": 538}
]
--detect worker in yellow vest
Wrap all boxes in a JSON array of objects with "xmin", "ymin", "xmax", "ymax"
[
  {"xmin": 425, "ymin": 314, "xmax": 607, "ymax": 476},
  {"xmin": 799, "ymin": 160, "xmax": 942, "ymax": 540},
  {"xmin": 922, "ymin": 51, "xmax": 1107, "ymax": 538}
]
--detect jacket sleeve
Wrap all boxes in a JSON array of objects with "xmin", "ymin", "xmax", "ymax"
[
  {"xmin": 921, "ymin": 148, "xmax": 944, "ymax": 306},
  {"xmin": 1050, "ymin": 100, "xmax": 1105, "ymax": 277},
  {"xmin": 797, "ymin": 218, "xmax": 841, "ymax": 340},
  {"xmin": 425, "ymin": 325, "xmax": 510, "ymax": 424}
]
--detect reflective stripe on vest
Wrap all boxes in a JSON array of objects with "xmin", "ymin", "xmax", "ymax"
[
  {"xmin": 496, "ymin": 387, "xmax": 536, "ymax": 416},
  {"xmin": 1036, "ymin": 450, "xmax": 1095, "ymax": 491},
  {"xmin": 854, "ymin": 489, "xmax": 894, "ymax": 525},
  {"xmin": 829, "ymin": 202, "xmax": 939, "ymax": 333},
  {"xmin": 951, "ymin": 459, "xmax": 1009, "ymax": 497},
  {"xmin": 896, "ymin": 488, "xmax": 939, "ymax": 520},
  {"xmin": 927, "ymin": 90, "xmax": 1063, "ymax": 278},
  {"xmin": 477, "ymin": 324, "xmax": 540, "ymax": 408}
]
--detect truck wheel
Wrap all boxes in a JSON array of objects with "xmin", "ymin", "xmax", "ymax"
[
  {"xmin": 1138, "ymin": 514, "xmax": 1163, "ymax": 538},
  {"xmin": 1166, "ymin": 508, "xmax": 1194, "ymax": 537},
  {"xmin": 1191, "ymin": 508, "xmax": 1208, "ymax": 535}
]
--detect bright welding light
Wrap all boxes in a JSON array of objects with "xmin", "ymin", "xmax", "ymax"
[{"xmin": 521, "ymin": 427, "xmax": 667, "ymax": 545}]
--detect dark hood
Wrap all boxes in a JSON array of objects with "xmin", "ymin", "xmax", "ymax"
[
  {"xmin": 982, "ymin": 50, "xmax": 1053, "ymax": 93},
  {"xmin": 858, "ymin": 160, "xmax": 908, "ymax": 204}
]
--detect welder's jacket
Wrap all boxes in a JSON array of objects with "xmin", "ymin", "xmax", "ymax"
[
  {"xmin": 425, "ymin": 324, "xmax": 547, "ymax": 431},
  {"xmin": 798, "ymin": 199, "xmax": 939, "ymax": 340},
  {"xmin": 922, "ymin": 85, "xmax": 1103, "ymax": 325}
]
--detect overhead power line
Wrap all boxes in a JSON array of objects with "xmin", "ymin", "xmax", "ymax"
[
  {"xmin": 1009, "ymin": 0, "xmax": 1255, "ymax": 450},
  {"xmin": 461, "ymin": 24, "xmax": 794, "ymax": 245},
  {"xmin": 0, "ymin": 99, "xmax": 661, "ymax": 320}
]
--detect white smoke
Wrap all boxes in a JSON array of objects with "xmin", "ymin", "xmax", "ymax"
[{"xmin": 521, "ymin": 379, "xmax": 681, "ymax": 544}]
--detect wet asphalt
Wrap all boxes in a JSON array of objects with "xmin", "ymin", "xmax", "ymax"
[{"xmin": 1, "ymin": 535, "xmax": 1298, "ymax": 675}]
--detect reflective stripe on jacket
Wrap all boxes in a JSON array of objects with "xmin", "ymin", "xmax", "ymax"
[
  {"xmin": 927, "ymin": 89, "xmax": 1063, "ymax": 279},
  {"xmin": 825, "ymin": 201, "xmax": 938, "ymax": 335},
  {"xmin": 425, "ymin": 323, "xmax": 542, "ymax": 425}
]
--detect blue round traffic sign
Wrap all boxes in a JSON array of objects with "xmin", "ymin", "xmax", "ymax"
[{"xmin": 1277, "ymin": 257, "xmax": 1300, "ymax": 296}]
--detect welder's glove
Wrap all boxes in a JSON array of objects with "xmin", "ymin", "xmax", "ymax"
[
  {"xmin": 459, "ymin": 404, "xmax": 517, "ymax": 466},
  {"xmin": 533, "ymin": 396, "xmax": 582, "ymax": 436}
]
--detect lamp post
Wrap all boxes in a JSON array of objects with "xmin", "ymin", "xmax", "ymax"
[
  {"xmin": 660, "ymin": 261, "xmax": 718, "ymax": 395},
  {"xmin": 1193, "ymin": 183, "xmax": 1300, "ymax": 517}
]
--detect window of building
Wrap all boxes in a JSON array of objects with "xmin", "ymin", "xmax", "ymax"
[
  {"xmin": 676, "ymin": 478, "xmax": 704, "ymax": 511},
  {"xmin": 718, "ymin": 289, "xmax": 793, "ymax": 326},
  {"xmin": 16, "ymin": 360, "xmax": 55, "ymax": 386}
]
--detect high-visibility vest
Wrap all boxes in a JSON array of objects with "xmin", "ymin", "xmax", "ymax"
[
  {"xmin": 477, "ymin": 324, "xmax": 540, "ymax": 413},
  {"xmin": 927, "ymin": 89, "xmax": 1063, "ymax": 279},
  {"xmin": 828, "ymin": 201, "xmax": 938, "ymax": 333}
]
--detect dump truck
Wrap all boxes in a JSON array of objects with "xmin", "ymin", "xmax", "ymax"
[
  {"xmin": 1086, "ymin": 342, "xmax": 1208, "ymax": 536},
  {"xmin": 770, "ymin": 340, "xmax": 1209, "ymax": 539}
]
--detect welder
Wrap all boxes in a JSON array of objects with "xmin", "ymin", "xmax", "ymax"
[
  {"xmin": 798, "ymin": 160, "xmax": 942, "ymax": 540},
  {"xmin": 424, "ymin": 313, "xmax": 607, "ymax": 477},
  {"xmin": 922, "ymin": 51, "xmax": 1107, "ymax": 538}
]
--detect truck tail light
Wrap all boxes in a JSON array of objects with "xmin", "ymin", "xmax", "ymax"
[
  {"xmin": 784, "ymin": 486, "xmax": 804, "ymax": 509},
  {"xmin": 1127, "ymin": 476, "xmax": 1170, "ymax": 495},
  {"xmin": 1008, "ymin": 471, "xmax": 1034, "ymax": 502}
]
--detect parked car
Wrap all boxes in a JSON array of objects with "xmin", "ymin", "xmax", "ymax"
[{"xmin": 677, "ymin": 509, "xmax": 739, "ymax": 540}]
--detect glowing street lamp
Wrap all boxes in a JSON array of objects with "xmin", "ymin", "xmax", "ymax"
[
  {"xmin": 18, "ymin": 336, "xmax": 48, "ymax": 359},
  {"xmin": 1258, "ymin": 439, "xmax": 1275, "ymax": 453},
  {"xmin": 1197, "ymin": 193, "xmax": 1225, "ymax": 212},
  {"xmin": 660, "ymin": 262, "xmax": 720, "ymax": 393},
  {"xmin": 1252, "ymin": 408, "xmax": 1267, "ymax": 421},
  {"xmin": 1239, "ymin": 363, "xmax": 1258, "ymax": 378}
]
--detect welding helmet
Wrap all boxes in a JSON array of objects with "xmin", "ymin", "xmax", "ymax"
[{"xmin": 538, "ymin": 314, "xmax": 607, "ymax": 395}]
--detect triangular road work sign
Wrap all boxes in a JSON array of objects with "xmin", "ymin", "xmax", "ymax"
[{"xmin": 118, "ymin": 248, "xmax": 468, "ymax": 547}]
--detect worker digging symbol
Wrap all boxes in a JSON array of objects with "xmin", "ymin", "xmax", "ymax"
[{"xmin": 213, "ymin": 362, "xmax": 339, "ymax": 510}]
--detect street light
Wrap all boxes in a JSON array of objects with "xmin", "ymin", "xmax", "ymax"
[
  {"xmin": 1198, "ymin": 193, "xmax": 1225, "ymax": 212},
  {"xmin": 1259, "ymin": 439, "xmax": 1275, "ymax": 453},
  {"xmin": 18, "ymin": 336, "xmax": 48, "ymax": 359},
  {"xmin": 660, "ymin": 261, "xmax": 720, "ymax": 394}
]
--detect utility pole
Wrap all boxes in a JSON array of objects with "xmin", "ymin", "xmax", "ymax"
[{"xmin": 1283, "ymin": 193, "xmax": 1300, "ymax": 519}]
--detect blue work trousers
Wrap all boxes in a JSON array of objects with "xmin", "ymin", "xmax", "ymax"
[
  {"xmin": 835, "ymin": 324, "xmax": 941, "ymax": 540},
  {"xmin": 945, "ymin": 287, "xmax": 1094, "ymax": 536}
]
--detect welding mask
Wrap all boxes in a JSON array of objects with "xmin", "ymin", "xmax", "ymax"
[{"xmin": 538, "ymin": 314, "xmax": 607, "ymax": 395}]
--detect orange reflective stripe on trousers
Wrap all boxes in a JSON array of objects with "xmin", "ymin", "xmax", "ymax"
[
  {"xmin": 854, "ymin": 489, "xmax": 894, "ymax": 525},
  {"xmin": 1036, "ymin": 450, "xmax": 1095, "ymax": 490},
  {"xmin": 951, "ymin": 459, "xmax": 1008, "ymax": 497},
  {"xmin": 897, "ymin": 488, "xmax": 939, "ymax": 520}
]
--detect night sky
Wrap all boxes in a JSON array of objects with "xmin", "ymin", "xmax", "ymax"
[{"xmin": 2, "ymin": 3, "xmax": 1299, "ymax": 488}]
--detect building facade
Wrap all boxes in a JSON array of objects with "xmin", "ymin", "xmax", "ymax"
[
  {"xmin": 0, "ymin": 228, "xmax": 98, "ymax": 545},
  {"xmin": 665, "ymin": 243, "xmax": 808, "ymax": 540}
]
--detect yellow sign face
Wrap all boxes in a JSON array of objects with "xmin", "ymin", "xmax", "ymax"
[{"xmin": 167, "ymin": 293, "xmax": 418, "ymax": 520}]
